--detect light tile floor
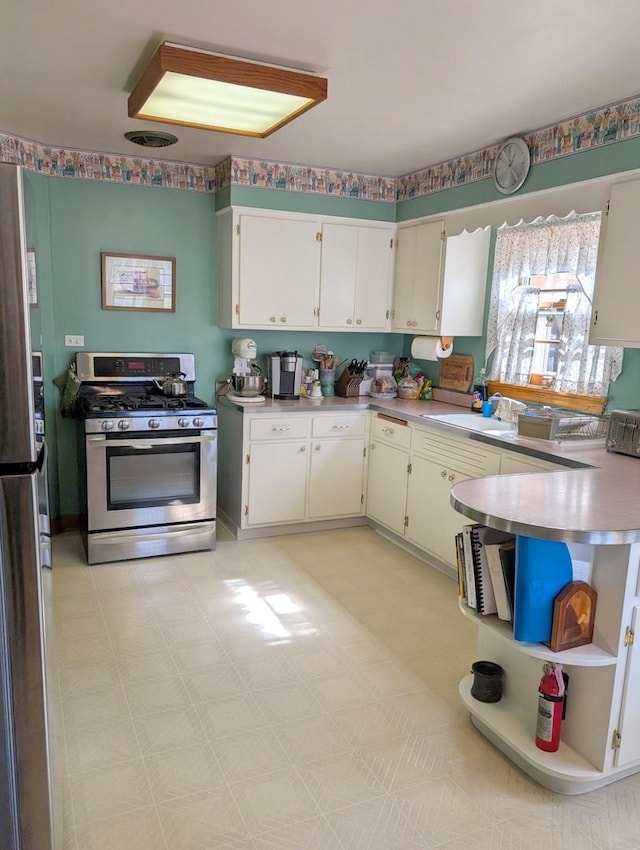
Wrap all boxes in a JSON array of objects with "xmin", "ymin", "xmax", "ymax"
[{"xmin": 52, "ymin": 526, "xmax": 640, "ymax": 850}]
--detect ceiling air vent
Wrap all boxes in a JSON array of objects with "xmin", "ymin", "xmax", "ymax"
[{"xmin": 124, "ymin": 130, "xmax": 178, "ymax": 148}]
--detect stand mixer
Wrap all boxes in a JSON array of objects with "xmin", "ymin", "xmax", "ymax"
[{"xmin": 227, "ymin": 338, "xmax": 266, "ymax": 403}]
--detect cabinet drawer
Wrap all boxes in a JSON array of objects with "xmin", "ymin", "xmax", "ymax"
[
  {"xmin": 411, "ymin": 427, "xmax": 501, "ymax": 476},
  {"xmin": 249, "ymin": 416, "xmax": 309, "ymax": 441},
  {"xmin": 371, "ymin": 414, "xmax": 411, "ymax": 448},
  {"xmin": 312, "ymin": 414, "xmax": 366, "ymax": 438}
]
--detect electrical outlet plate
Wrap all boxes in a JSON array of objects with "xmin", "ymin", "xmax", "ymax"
[{"xmin": 64, "ymin": 334, "xmax": 84, "ymax": 347}]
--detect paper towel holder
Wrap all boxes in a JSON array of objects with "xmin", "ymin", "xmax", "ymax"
[{"xmin": 411, "ymin": 335, "xmax": 454, "ymax": 361}]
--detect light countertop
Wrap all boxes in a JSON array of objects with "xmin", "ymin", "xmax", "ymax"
[{"xmin": 219, "ymin": 392, "xmax": 640, "ymax": 542}]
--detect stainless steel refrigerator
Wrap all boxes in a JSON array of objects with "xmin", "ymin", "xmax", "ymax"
[{"xmin": 0, "ymin": 163, "xmax": 61, "ymax": 848}]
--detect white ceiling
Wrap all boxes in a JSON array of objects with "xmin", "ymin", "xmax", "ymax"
[{"xmin": 4, "ymin": 0, "xmax": 640, "ymax": 178}]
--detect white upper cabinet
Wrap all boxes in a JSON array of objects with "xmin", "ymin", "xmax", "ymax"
[
  {"xmin": 590, "ymin": 178, "xmax": 640, "ymax": 347},
  {"xmin": 318, "ymin": 221, "xmax": 393, "ymax": 331},
  {"xmin": 392, "ymin": 219, "xmax": 444, "ymax": 333},
  {"xmin": 217, "ymin": 207, "xmax": 321, "ymax": 330},
  {"xmin": 391, "ymin": 219, "xmax": 491, "ymax": 336},
  {"xmin": 217, "ymin": 207, "xmax": 395, "ymax": 331}
]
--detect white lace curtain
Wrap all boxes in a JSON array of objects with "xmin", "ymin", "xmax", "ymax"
[{"xmin": 485, "ymin": 212, "xmax": 623, "ymax": 396}]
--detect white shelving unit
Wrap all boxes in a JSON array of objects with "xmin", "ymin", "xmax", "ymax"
[{"xmin": 451, "ymin": 468, "xmax": 640, "ymax": 794}]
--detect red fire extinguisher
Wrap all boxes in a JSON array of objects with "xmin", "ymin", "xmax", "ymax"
[{"xmin": 535, "ymin": 662, "xmax": 566, "ymax": 752}]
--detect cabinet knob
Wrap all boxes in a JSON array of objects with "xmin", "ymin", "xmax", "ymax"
[
  {"xmin": 440, "ymin": 469, "xmax": 447, "ymax": 478},
  {"xmin": 280, "ymin": 316, "xmax": 287, "ymax": 323},
  {"xmin": 299, "ymin": 446, "xmax": 306, "ymax": 453},
  {"xmin": 314, "ymin": 444, "xmax": 321, "ymax": 451},
  {"xmin": 356, "ymin": 319, "xmax": 362, "ymax": 325},
  {"xmin": 448, "ymin": 473, "xmax": 455, "ymax": 482},
  {"xmin": 412, "ymin": 320, "xmax": 418, "ymax": 327},
  {"xmin": 346, "ymin": 318, "xmax": 353, "ymax": 325},
  {"xmin": 270, "ymin": 316, "xmax": 276, "ymax": 323},
  {"xmin": 406, "ymin": 320, "xmax": 412, "ymax": 327}
]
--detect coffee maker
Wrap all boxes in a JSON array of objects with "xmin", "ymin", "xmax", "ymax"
[{"xmin": 267, "ymin": 351, "xmax": 303, "ymax": 400}]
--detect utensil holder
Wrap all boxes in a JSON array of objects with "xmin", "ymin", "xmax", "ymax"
[{"xmin": 319, "ymin": 368, "xmax": 336, "ymax": 397}]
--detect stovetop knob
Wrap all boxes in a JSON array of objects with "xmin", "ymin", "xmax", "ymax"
[
  {"xmin": 101, "ymin": 420, "xmax": 114, "ymax": 431},
  {"xmin": 148, "ymin": 419, "xmax": 161, "ymax": 429},
  {"xmin": 117, "ymin": 419, "xmax": 130, "ymax": 431},
  {"xmin": 193, "ymin": 417, "xmax": 204, "ymax": 428},
  {"xmin": 178, "ymin": 417, "xmax": 190, "ymax": 428}
]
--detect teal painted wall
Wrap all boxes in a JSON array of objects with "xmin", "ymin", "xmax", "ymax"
[
  {"xmin": 25, "ymin": 174, "xmax": 402, "ymax": 519},
  {"xmin": 24, "ymin": 135, "xmax": 640, "ymax": 519}
]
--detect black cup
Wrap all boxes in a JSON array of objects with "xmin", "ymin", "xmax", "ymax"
[{"xmin": 470, "ymin": 660, "xmax": 503, "ymax": 703}]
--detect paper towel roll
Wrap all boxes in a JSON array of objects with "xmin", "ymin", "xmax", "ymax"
[{"xmin": 410, "ymin": 336, "xmax": 454, "ymax": 361}]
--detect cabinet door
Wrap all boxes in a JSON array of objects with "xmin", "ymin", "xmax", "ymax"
[
  {"xmin": 238, "ymin": 213, "xmax": 319, "ymax": 328},
  {"xmin": 353, "ymin": 226, "xmax": 393, "ymax": 330},
  {"xmin": 308, "ymin": 438, "xmax": 366, "ymax": 518},
  {"xmin": 615, "ymin": 605, "xmax": 640, "ymax": 767},
  {"xmin": 439, "ymin": 228, "xmax": 491, "ymax": 337},
  {"xmin": 366, "ymin": 440, "xmax": 408, "ymax": 535},
  {"xmin": 406, "ymin": 455, "xmax": 470, "ymax": 566},
  {"xmin": 318, "ymin": 222, "xmax": 357, "ymax": 328},
  {"xmin": 392, "ymin": 219, "xmax": 444, "ymax": 333},
  {"xmin": 319, "ymin": 223, "xmax": 392, "ymax": 330},
  {"xmin": 590, "ymin": 179, "xmax": 640, "ymax": 346},
  {"xmin": 246, "ymin": 441, "xmax": 308, "ymax": 525}
]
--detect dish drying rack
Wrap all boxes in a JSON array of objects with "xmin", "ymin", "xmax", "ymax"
[{"xmin": 517, "ymin": 407, "xmax": 608, "ymax": 442}]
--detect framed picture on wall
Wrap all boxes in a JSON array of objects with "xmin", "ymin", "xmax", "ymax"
[
  {"xmin": 101, "ymin": 252, "xmax": 176, "ymax": 312},
  {"xmin": 27, "ymin": 248, "xmax": 37, "ymax": 306}
]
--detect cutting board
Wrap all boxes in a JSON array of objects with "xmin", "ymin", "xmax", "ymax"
[{"xmin": 439, "ymin": 354, "xmax": 474, "ymax": 392}]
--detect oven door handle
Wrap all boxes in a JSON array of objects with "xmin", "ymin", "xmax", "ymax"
[{"xmin": 86, "ymin": 434, "xmax": 217, "ymax": 449}]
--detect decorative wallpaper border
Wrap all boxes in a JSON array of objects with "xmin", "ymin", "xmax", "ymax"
[
  {"xmin": 2, "ymin": 91, "xmax": 640, "ymax": 201},
  {"xmin": 227, "ymin": 157, "xmax": 396, "ymax": 202},
  {"xmin": 0, "ymin": 133, "xmax": 221, "ymax": 192},
  {"xmin": 396, "ymin": 94, "xmax": 640, "ymax": 201}
]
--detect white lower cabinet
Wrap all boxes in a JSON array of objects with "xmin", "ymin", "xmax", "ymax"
[
  {"xmin": 367, "ymin": 440, "xmax": 410, "ymax": 535},
  {"xmin": 366, "ymin": 416, "xmax": 500, "ymax": 568},
  {"xmin": 309, "ymin": 437, "xmax": 366, "ymax": 519},
  {"xmin": 246, "ymin": 441, "xmax": 308, "ymax": 525},
  {"xmin": 405, "ymin": 454, "xmax": 471, "ymax": 561},
  {"xmin": 366, "ymin": 414, "xmax": 412, "ymax": 536},
  {"xmin": 217, "ymin": 405, "xmax": 367, "ymax": 535}
]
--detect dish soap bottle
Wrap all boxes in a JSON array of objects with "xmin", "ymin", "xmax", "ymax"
[{"xmin": 471, "ymin": 367, "xmax": 487, "ymax": 413}]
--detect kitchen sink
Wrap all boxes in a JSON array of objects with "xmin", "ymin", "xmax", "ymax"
[{"xmin": 421, "ymin": 412, "xmax": 517, "ymax": 437}]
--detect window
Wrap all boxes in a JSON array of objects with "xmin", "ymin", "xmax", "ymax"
[{"xmin": 485, "ymin": 213, "xmax": 623, "ymax": 408}]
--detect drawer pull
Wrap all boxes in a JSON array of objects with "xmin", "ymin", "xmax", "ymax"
[
  {"xmin": 331, "ymin": 424, "xmax": 350, "ymax": 430},
  {"xmin": 271, "ymin": 426, "xmax": 291, "ymax": 432},
  {"xmin": 381, "ymin": 427, "xmax": 394, "ymax": 435}
]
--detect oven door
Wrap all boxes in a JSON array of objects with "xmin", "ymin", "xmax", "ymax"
[{"xmin": 85, "ymin": 429, "xmax": 217, "ymax": 532}]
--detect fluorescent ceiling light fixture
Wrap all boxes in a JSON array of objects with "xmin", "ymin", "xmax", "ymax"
[{"xmin": 128, "ymin": 42, "xmax": 328, "ymax": 137}]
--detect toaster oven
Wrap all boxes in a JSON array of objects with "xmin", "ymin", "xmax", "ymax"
[{"xmin": 606, "ymin": 410, "xmax": 640, "ymax": 457}]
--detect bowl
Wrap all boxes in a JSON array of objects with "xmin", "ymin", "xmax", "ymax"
[{"xmin": 230, "ymin": 374, "xmax": 266, "ymax": 397}]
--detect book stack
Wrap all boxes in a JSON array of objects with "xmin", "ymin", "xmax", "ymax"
[{"xmin": 455, "ymin": 524, "xmax": 516, "ymax": 621}]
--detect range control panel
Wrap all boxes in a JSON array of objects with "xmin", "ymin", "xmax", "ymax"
[{"xmin": 76, "ymin": 352, "xmax": 195, "ymax": 382}]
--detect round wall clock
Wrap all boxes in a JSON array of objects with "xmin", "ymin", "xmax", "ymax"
[{"xmin": 493, "ymin": 137, "xmax": 531, "ymax": 195}]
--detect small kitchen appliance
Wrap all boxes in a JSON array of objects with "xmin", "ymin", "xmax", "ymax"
[
  {"xmin": 267, "ymin": 351, "xmax": 303, "ymax": 400},
  {"xmin": 75, "ymin": 352, "xmax": 217, "ymax": 564},
  {"xmin": 606, "ymin": 410, "xmax": 640, "ymax": 457},
  {"xmin": 227, "ymin": 338, "xmax": 266, "ymax": 402}
]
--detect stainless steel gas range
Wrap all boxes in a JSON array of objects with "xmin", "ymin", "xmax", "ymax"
[{"xmin": 76, "ymin": 352, "xmax": 217, "ymax": 565}]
